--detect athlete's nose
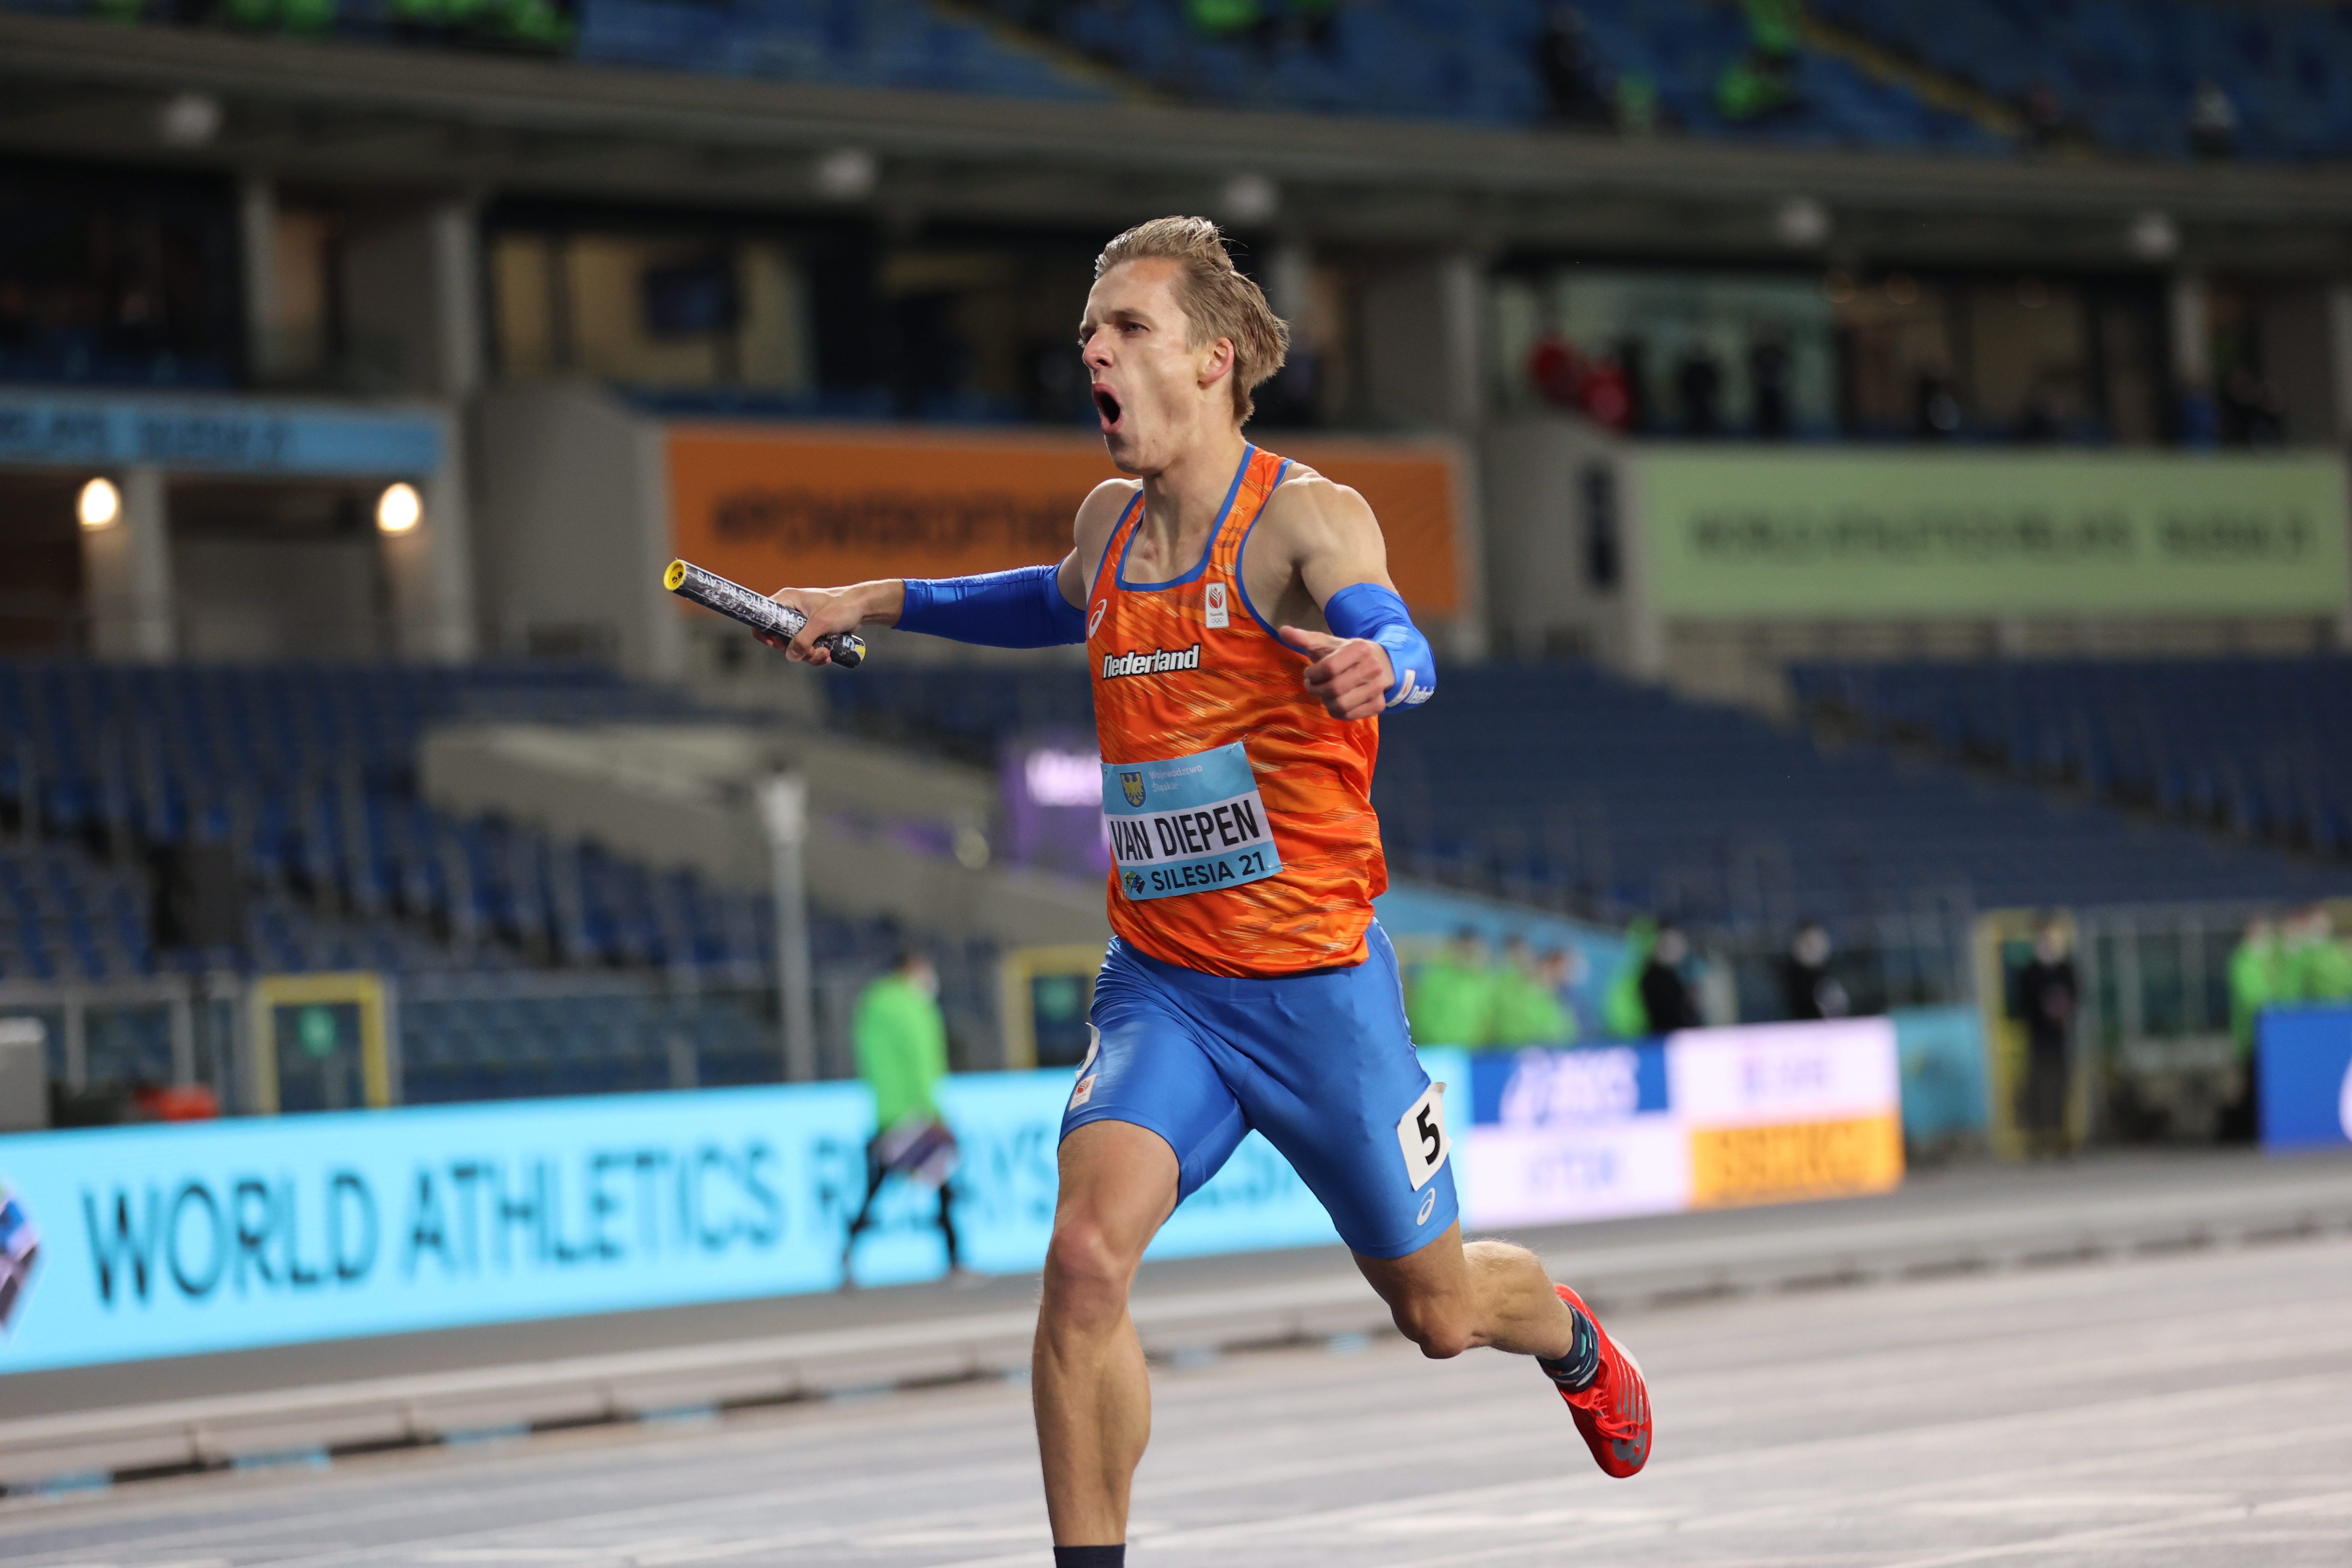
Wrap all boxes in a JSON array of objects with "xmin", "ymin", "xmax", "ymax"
[{"xmin": 1081, "ymin": 329, "xmax": 1112, "ymax": 371}]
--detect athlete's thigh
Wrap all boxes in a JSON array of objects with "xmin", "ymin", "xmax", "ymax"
[
  {"xmin": 1064, "ymin": 949, "xmax": 1252, "ymax": 1203},
  {"xmin": 1222, "ymin": 925, "xmax": 1461, "ymax": 1260}
]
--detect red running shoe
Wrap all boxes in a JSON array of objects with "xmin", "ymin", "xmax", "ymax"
[{"xmin": 1550, "ymin": 1283, "xmax": 1651, "ymax": 1478}]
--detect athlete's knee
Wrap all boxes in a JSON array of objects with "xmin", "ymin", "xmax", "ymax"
[
  {"xmin": 1389, "ymin": 1297, "xmax": 1476, "ymax": 1360},
  {"xmin": 1041, "ymin": 1217, "xmax": 1139, "ymax": 1331}
]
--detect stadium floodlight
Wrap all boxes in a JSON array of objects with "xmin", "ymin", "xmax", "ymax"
[
  {"xmin": 155, "ymin": 92, "xmax": 222, "ymax": 149},
  {"xmin": 76, "ymin": 478, "xmax": 120, "ymax": 530},
  {"xmin": 375, "ymin": 482, "xmax": 422, "ymax": 535},
  {"xmin": 813, "ymin": 147, "xmax": 878, "ymax": 200},
  {"xmin": 1775, "ymin": 196, "xmax": 1831, "ymax": 249},
  {"xmin": 1221, "ymin": 173, "xmax": 1280, "ymax": 225}
]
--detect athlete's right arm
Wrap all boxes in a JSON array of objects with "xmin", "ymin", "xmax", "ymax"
[{"xmin": 760, "ymin": 481, "xmax": 1130, "ymax": 664}]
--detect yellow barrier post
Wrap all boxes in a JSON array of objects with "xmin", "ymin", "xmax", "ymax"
[
  {"xmin": 246, "ymin": 972, "xmax": 396, "ymax": 1115},
  {"xmin": 1971, "ymin": 910, "xmax": 2082, "ymax": 1160},
  {"xmin": 999, "ymin": 944, "xmax": 1108, "ymax": 1071}
]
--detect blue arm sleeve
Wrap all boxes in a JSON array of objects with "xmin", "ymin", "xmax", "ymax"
[
  {"xmin": 897, "ymin": 565, "xmax": 1087, "ymax": 649},
  {"xmin": 1322, "ymin": 582, "xmax": 1436, "ymax": 711}
]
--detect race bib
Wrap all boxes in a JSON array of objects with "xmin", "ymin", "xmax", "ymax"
[
  {"xmin": 1395, "ymin": 1081, "xmax": 1450, "ymax": 1192},
  {"xmin": 1101, "ymin": 740, "xmax": 1282, "ymax": 901}
]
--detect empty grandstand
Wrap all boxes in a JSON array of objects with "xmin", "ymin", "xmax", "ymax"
[
  {"xmin": 17, "ymin": 0, "xmax": 2352, "ymax": 161},
  {"xmin": 0, "ymin": 0, "xmax": 2347, "ymax": 1150},
  {"xmin": 0, "ymin": 659, "xmax": 1008, "ymax": 1106},
  {"xmin": 1794, "ymin": 655, "xmax": 2352, "ymax": 858},
  {"xmin": 824, "ymin": 657, "xmax": 2349, "ymax": 932}
]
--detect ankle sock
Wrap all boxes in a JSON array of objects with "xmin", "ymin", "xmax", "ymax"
[
  {"xmin": 1537, "ymin": 1305, "xmax": 1600, "ymax": 1392},
  {"xmin": 1053, "ymin": 1547, "xmax": 1124, "ymax": 1568}
]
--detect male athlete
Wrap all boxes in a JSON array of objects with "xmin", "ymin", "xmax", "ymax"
[{"xmin": 762, "ymin": 217, "xmax": 1651, "ymax": 1566}]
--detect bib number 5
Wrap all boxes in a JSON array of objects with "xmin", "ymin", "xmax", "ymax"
[{"xmin": 1394, "ymin": 1081, "xmax": 1450, "ymax": 1192}]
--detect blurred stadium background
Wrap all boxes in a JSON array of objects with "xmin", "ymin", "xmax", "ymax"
[
  {"xmin": 1, "ymin": 0, "xmax": 2352, "ymax": 1377},
  {"xmin": 2, "ymin": 1, "xmax": 2352, "ymax": 1553}
]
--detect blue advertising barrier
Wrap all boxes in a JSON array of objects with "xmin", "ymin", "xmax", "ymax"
[
  {"xmin": 1456, "ymin": 1021, "xmax": 1905, "ymax": 1227},
  {"xmin": 2258, "ymin": 1004, "xmax": 2352, "ymax": 1152},
  {"xmin": 0, "ymin": 1050, "xmax": 1472, "ymax": 1374}
]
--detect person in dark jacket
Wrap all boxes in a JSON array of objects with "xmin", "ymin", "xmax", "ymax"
[
  {"xmin": 1779, "ymin": 921, "xmax": 1850, "ymax": 1021},
  {"xmin": 1640, "ymin": 924, "xmax": 1703, "ymax": 1033},
  {"xmin": 2013, "ymin": 918, "xmax": 2079, "ymax": 1157}
]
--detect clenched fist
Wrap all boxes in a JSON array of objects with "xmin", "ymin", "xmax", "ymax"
[{"xmin": 1278, "ymin": 625, "xmax": 1393, "ymax": 721}]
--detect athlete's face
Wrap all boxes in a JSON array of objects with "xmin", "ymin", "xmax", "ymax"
[{"xmin": 1079, "ymin": 259, "xmax": 1236, "ymax": 474}]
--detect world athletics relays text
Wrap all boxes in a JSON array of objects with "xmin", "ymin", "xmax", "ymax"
[{"xmin": 80, "ymin": 1142, "xmax": 790, "ymax": 1307}]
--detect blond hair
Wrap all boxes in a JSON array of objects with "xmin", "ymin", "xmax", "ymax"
[{"xmin": 1094, "ymin": 216, "xmax": 1289, "ymax": 424}]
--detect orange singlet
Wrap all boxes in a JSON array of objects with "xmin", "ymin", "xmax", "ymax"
[{"xmin": 1087, "ymin": 444, "xmax": 1386, "ymax": 978}]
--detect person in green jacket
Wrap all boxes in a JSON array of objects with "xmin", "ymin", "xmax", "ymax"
[
  {"xmin": 842, "ymin": 950, "xmax": 966, "ymax": 1285},
  {"xmin": 1492, "ymin": 937, "xmax": 1577, "ymax": 1047},
  {"xmin": 2228, "ymin": 916, "xmax": 2286, "ymax": 1058},
  {"xmin": 2223, "ymin": 914, "xmax": 2288, "ymax": 1143},
  {"xmin": 1407, "ymin": 927, "xmax": 1498, "ymax": 1047},
  {"xmin": 2286, "ymin": 904, "xmax": 2352, "ymax": 1003}
]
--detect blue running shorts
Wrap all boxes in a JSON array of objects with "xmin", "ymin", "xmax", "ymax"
[{"xmin": 1062, "ymin": 921, "xmax": 1459, "ymax": 1259}]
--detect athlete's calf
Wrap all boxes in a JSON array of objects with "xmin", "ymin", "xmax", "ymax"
[{"xmin": 1358, "ymin": 1227, "xmax": 1582, "ymax": 1363}]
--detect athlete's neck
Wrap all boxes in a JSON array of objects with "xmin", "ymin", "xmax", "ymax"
[{"xmin": 1133, "ymin": 427, "xmax": 1250, "ymax": 569}]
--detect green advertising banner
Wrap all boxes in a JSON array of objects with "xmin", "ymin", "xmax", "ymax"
[{"xmin": 1638, "ymin": 449, "xmax": 2350, "ymax": 618}]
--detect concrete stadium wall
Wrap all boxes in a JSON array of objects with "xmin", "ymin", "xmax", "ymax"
[{"xmin": 471, "ymin": 384, "xmax": 680, "ymax": 680}]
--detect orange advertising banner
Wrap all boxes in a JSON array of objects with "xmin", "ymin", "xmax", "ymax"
[{"xmin": 664, "ymin": 424, "xmax": 1463, "ymax": 619}]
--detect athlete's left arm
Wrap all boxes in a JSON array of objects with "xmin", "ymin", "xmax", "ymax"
[{"xmin": 1268, "ymin": 479, "xmax": 1438, "ymax": 723}]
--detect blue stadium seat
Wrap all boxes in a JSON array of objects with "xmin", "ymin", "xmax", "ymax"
[
  {"xmin": 831, "ymin": 656, "xmax": 2348, "ymax": 939},
  {"xmin": 1795, "ymin": 655, "xmax": 2352, "ymax": 876}
]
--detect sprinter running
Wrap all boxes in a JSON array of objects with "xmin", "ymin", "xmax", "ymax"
[{"xmin": 761, "ymin": 216, "xmax": 1651, "ymax": 1568}]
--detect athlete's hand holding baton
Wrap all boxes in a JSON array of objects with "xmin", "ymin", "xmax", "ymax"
[
  {"xmin": 663, "ymin": 560, "xmax": 876, "ymax": 668},
  {"xmin": 752, "ymin": 578, "xmax": 906, "ymax": 667}
]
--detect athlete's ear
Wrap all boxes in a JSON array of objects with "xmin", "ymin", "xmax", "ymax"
[{"xmin": 1198, "ymin": 335, "xmax": 1235, "ymax": 393}]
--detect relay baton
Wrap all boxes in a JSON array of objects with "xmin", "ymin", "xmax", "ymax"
[{"xmin": 663, "ymin": 560, "xmax": 867, "ymax": 669}]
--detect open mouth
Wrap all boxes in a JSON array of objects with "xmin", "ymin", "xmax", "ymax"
[{"xmin": 1093, "ymin": 388, "xmax": 1122, "ymax": 429}]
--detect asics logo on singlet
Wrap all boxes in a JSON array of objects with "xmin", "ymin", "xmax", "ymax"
[{"xmin": 1102, "ymin": 643, "xmax": 1202, "ymax": 680}]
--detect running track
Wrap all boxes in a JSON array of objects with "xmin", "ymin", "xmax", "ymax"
[{"xmin": 7, "ymin": 1228, "xmax": 2349, "ymax": 1567}]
